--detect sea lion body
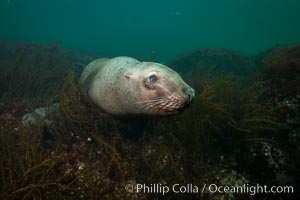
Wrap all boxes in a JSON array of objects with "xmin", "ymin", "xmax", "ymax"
[{"xmin": 80, "ymin": 56, "xmax": 194, "ymax": 116}]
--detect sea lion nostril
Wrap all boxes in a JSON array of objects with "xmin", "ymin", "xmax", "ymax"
[{"xmin": 186, "ymin": 87, "xmax": 195, "ymax": 103}]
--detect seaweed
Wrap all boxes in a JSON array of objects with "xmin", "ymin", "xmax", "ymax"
[
  {"xmin": 170, "ymin": 48, "xmax": 259, "ymax": 81},
  {"xmin": 262, "ymin": 44, "xmax": 300, "ymax": 79},
  {"xmin": 0, "ymin": 114, "xmax": 69, "ymax": 199},
  {"xmin": 51, "ymin": 72, "xmax": 132, "ymax": 199},
  {"xmin": 0, "ymin": 42, "xmax": 296, "ymax": 199},
  {"xmin": 0, "ymin": 44, "xmax": 67, "ymax": 102}
]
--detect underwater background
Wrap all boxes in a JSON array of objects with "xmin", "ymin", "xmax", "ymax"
[
  {"xmin": 1, "ymin": 0, "xmax": 300, "ymax": 62},
  {"xmin": 0, "ymin": 0, "xmax": 299, "ymax": 199}
]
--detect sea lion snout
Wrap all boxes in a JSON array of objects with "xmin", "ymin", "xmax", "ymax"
[
  {"xmin": 185, "ymin": 87, "xmax": 195, "ymax": 103},
  {"xmin": 179, "ymin": 87, "xmax": 195, "ymax": 110}
]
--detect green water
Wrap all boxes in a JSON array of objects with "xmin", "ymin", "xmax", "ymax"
[{"xmin": 1, "ymin": 0, "xmax": 300, "ymax": 61}]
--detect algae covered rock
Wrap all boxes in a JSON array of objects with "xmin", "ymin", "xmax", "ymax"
[
  {"xmin": 22, "ymin": 103, "xmax": 59, "ymax": 125},
  {"xmin": 259, "ymin": 44, "xmax": 300, "ymax": 124},
  {"xmin": 262, "ymin": 44, "xmax": 300, "ymax": 79},
  {"xmin": 260, "ymin": 44, "xmax": 300, "ymax": 104},
  {"xmin": 169, "ymin": 48, "xmax": 258, "ymax": 77}
]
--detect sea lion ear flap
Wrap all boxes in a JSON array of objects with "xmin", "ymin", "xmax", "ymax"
[{"xmin": 125, "ymin": 74, "xmax": 133, "ymax": 80}]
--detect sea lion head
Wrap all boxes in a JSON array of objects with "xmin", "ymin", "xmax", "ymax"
[{"xmin": 127, "ymin": 62, "xmax": 195, "ymax": 116}]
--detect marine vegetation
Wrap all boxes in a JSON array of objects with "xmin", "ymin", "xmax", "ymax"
[
  {"xmin": 0, "ymin": 42, "xmax": 298, "ymax": 199},
  {"xmin": 262, "ymin": 44, "xmax": 300, "ymax": 79},
  {"xmin": 0, "ymin": 114, "xmax": 67, "ymax": 199},
  {"xmin": 0, "ymin": 41, "xmax": 96, "ymax": 106},
  {"xmin": 170, "ymin": 48, "xmax": 259, "ymax": 81}
]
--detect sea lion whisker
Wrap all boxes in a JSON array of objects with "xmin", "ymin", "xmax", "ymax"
[
  {"xmin": 157, "ymin": 101, "xmax": 170, "ymax": 112},
  {"xmin": 135, "ymin": 98, "xmax": 164, "ymax": 104},
  {"xmin": 146, "ymin": 99, "xmax": 164, "ymax": 106},
  {"xmin": 141, "ymin": 100, "xmax": 165, "ymax": 110},
  {"xmin": 140, "ymin": 103, "xmax": 154, "ymax": 110}
]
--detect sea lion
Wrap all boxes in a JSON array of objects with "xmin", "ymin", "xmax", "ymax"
[{"xmin": 80, "ymin": 56, "xmax": 195, "ymax": 117}]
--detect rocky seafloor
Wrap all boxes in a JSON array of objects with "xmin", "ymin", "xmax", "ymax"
[{"xmin": 0, "ymin": 41, "xmax": 299, "ymax": 199}]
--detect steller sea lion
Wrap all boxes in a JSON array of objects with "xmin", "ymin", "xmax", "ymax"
[{"xmin": 80, "ymin": 56, "xmax": 195, "ymax": 117}]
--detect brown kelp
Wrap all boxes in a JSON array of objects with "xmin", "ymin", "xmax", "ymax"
[
  {"xmin": 0, "ymin": 114, "xmax": 69, "ymax": 199},
  {"xmin": 0, "ymin": 43, "xmax": 67, "ymax": 101},
  {"xmin": 0, "ymin": 42, "xmax": 296, "ymax": 199},
  {"xmin": 259, "ymin": 45, "xmax": 300, "ymax": 194},
  {"xmin": 50, "ymin": 72, "xmax": 135, "ymax": 199},
  {"xmin": 170, "ymin": 48, "xmax": 259, "ymax": 81},
  {"xmin": 260, "ymin": 45, "xmax": 300, "ymax": 125},
  {"xmin": 262, "ymin": 44, "xmax": 300, "ymax": 79},
  {"xmin": 0, "ymin": 41, "xmax": 97, "ymax": 111}
]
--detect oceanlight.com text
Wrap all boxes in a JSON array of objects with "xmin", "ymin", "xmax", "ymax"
[{"xmin": 124, "ymin": 183, "xmax": 294, "ymax": 196}]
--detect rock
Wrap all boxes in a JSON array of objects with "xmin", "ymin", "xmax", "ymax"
[
  {"xmin": 22, "ymin": 103, "xmax": 60, "ymax": 125},
  {"xmin": 169, "ymin": 48, "xmax": 258, "ymax": 77},
  {"xmin": 262, "ymin": 44, "xmax": 300, "ymax": 79}
]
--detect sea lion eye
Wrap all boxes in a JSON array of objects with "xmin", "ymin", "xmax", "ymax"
[{"xmin": 148, "ymin": 75, "xmax": 157, "ymax": 83}]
